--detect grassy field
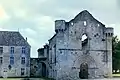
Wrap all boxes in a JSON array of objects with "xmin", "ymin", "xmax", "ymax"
[
  {"xmin": 113, "ymin": 74, "xmax": 120, "ymax": 76},
  {"xmin": 112, "ymin": 74, "xmax": 120, "ymax": 78}
]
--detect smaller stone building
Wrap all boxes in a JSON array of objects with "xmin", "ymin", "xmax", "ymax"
[{"xmin": 30, "ymin": 44, "xmax": 49, "ymax": 77}]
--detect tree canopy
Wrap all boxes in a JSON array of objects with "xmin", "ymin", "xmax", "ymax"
[{"xmin": 112, "ymin": 36, "xmax": 120, "ymax": 71}]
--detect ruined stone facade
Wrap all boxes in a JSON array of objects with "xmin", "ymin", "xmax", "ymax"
[
  {"xmin": 30, "ymin": 58, "xmax": 41, "ymax": 77},
  {"xmin": 0, "ymin": 31, "xmax": 30, "ymax": 77},
  {"xmin": 47, "ymin": 10, "xmax": 113, "ymax": 80},
  {"xmin": 30, "ymin": 44, "xmax": 49, "ymax": 78}
]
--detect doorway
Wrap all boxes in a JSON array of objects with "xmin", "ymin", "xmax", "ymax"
[
  {"xmin": 79, "ymin": 63, "xmax": 88, "ymax": 79},
  {"xmin": 41, "ymin": 62, "xmax": 46, "ymax": 77}
]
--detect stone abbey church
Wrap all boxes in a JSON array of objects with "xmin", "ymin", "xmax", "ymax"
[
  {"xmin": 40, "ymin": 10, "xmax": 113, "ymax": 80},
  {"xmin": 0, "ymin": 10, "xmax": 113, "ymax": 80}
]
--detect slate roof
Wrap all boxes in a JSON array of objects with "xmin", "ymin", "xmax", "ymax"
[{"xmin": 0, "ymin": 31, "xmax": 30, "ymax": 46}]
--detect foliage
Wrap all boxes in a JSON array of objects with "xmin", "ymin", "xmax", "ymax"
[{"xmin": 112, "ymin": 36, "xmax": 120, "ymax": 71}]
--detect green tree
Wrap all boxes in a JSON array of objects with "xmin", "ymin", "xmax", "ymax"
[{"xmin": 112, "ymin": 36, "xmax": 120, "ymax": 72}]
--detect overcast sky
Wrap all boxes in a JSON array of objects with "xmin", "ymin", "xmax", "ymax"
[{"xmin": 0, "ymin": 0, "xmax": 120, "ymax": 57}]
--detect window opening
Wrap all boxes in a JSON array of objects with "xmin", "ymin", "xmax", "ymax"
[
  {"xmin": 84, "ymin": 21, "xmax": 87, "ymax": 26},
  {"xmin": 82, "ymin": 34, "xmax": 88, "ymax": 47}
]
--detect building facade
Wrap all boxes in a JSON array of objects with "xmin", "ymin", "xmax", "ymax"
[
  {"xmin": 0, "ymin": 31, "xmax": 30, "ymax": 77},
  {"xmin": 46, "ymin": 10, "xmax": 114, "ymax": 80}
]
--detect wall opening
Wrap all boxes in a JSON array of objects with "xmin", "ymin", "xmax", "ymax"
[
  {"xmin": 71, "ymin": 22, "xmax": 74, "ymax": 25},
  {"xmin": 84, "ymin": 21, "xmax": 87, "ymax": 26},
  {"xmin": 97, "ymin": 24, "xmax": 100, "ymax": 27},
  {"xmin": 41, "ymin": 62, "xmax": 46, "ymax": 77},
  {"xmin": 82, "ymin": 34, "xmax": 88, "ymax": 47},
  {"xmin": 79, "ymin": 63, "xmax": 88, "ymax": 79}
]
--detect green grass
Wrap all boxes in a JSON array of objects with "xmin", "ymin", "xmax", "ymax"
[{"xmin": 112, "ymin": 74, "xmax": 120, "ymax": 76}]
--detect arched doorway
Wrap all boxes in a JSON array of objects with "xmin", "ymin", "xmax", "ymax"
[
  {"xmin": 79, "ymin": 62, "xmax": 88, "ymax": 79},
  {"xmin": 41, "ymin": 62, "xmax": 46, "ymax": 77}
]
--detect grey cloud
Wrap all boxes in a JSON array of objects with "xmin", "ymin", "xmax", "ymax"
[
  {"xmin": 2, "ymin": 18, "xmax": 35, "ymax": 29},
  {"xmin": 24, "ymin": 0, "xmax": 120, "ymax": 23},
  {"xmin": 0, "ymin": 0, "xmax": 120, "ymax": 57}
]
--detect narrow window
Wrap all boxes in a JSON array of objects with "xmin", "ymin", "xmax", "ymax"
[
  {"xmin": 82, "ymin": 34, "xmax": 88, "ymax": 47},
  {"xmin": 0, "ymin": 47, "xmax": 3, "ymax": 54},
  {"xmin": 97, "ymin": 24, "xmax": 100, "ymax": 27},
  {"xmin": 54, "ymin": 45, "xmax": 56, "ymax": 65},
  {"xmin": 75, "ymin": 31, "xmax": 76, "ymax": 34},
  {"xmin": 21, "ymin": 57, "xmax": 25, "ymax": 64},
  {"xmin": 71, "ymin": 22, "xmax": 74, "ymax": 25},
  {"xmin": 21, "ymin": 68, "xmax": 25, "ymax": 75},
  {"xmin": 10, "ymin": 57, "xmax": 14, "ymax": 65},
  {"xmin": 22, "ymin": 47, "xmax": 25, "ymax": 54},
  {"xmin": 11, "ymin": 47, "xmax": 14, "ymax": 54},
  {"xmin": 84, "ymin": 21, "xmax": 87, "ymax": 26},
  {"xmin": 0, "ymin": 57, "xmax": 3, "ymax": 64}
]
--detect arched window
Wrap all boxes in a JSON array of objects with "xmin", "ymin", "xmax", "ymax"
[{"xmin": 81, "ymin": 34, "xmax": 88, "ymax": 47}]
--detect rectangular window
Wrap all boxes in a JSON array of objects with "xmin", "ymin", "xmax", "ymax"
[
  {"xmin": 0, "ymin": 57, "xmax": 3, "ymax": 64},
  {"xmin": 54, "ymin": 45, "xmax": 56, "ymax": 65},
  {"xmin": 10, "ymin": 57, "xmax": 14, "ymax": 65},
  {"xmin": 21, "ymin": 57, "xmax": 25, "ymax": 64},
  {"xmin": 0, "ymin": 47, "xmax": 3, "ymax": 54},
  {"xmin": 21, "ymin": 68, "xmax": 25, "ymax": 75},
  {"xmin": 22, "ymin": 47, "xmax": 25, "ymax": 54},
  {"xmin": 11, "ymin": 47, "xmax": 14, "ymax": 54}
]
